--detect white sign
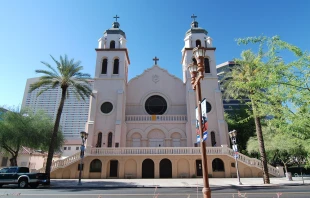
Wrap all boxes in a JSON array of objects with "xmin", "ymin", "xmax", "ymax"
[
  {"xmin": 195, "ymin": 98, "xmax": 208, "ymax": 140},
  {"xmin": 232, "ymin": 144, "xmax": 238, "ymax": 152}
]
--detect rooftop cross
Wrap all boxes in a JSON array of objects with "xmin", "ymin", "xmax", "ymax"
[
  {"xmin": 191, "ymin": 14, "xmax": 197, "ymax": 22},
  {"xmin": 113, "ymin": 14, "xmax": 120, "ymax": 22},
  {"xmin": 153, "ymin": 56, "xmax": 159, "ymax": 65}
]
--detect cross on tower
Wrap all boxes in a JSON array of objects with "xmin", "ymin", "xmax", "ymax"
[
  {"xmin": 113, "ymin": 14, "xmax": 120, "ymax": 21},
  {"xmin": 153, "ymin": 56, "xmax": 159, "ymax": 65},
  {"xmin": 191, "ymin": 14, "xmax": 197, "ymax": 21}
]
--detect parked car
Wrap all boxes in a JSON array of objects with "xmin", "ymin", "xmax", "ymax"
[{"xmin": 0, "ymin": 166, "xmax": 49, "ymax": 188}]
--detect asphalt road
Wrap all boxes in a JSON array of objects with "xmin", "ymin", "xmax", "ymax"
[{"xmin": 1, "ymin": 186, "xmax": 310, "ymax": 198}]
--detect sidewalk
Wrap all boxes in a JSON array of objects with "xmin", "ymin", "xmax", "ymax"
[{"xmin": 47, "ymin": 177, "xmax": 310, "ymax": 189}]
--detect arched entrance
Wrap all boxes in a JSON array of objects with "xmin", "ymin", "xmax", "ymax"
[
  {"xmin": 142, "ymin": 159, "xmax": 154, "ymax": 178},
  {"xmin": 160, "ymin": 158, "xmax": 172, "ymax": 178}
]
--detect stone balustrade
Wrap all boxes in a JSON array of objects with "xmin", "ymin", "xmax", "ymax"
[
  {"xmin": 125, "ymin": 115, "xmax": 187, "ymax": 122},
  {"xmin": 37, "ymin": 152, "xmax": 81, "ymax": 173},
  {"xmin": 38, "ymin": 146, "xmax": 280, "ymax": 177}
]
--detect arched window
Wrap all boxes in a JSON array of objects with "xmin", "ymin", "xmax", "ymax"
[
  {"xmin": 108, "ymin": 132, "xmax": 113, "ymax": 147},
  {"xmin": 96, "ymin": 132, "xmax": 102, "ymax": 148},
  {"xmin": 101, "ymin": 59, "xmax": 107, "ymax": 74},
  {"xmin": 89, "ymin": 159, "xmax": 102, "ymax": 172},
  {"xmin": 113, "ymin": 59, "xmax": 119, "ymax": 74},
  {"xmin": 211, "ymin": 131, "xmax": 216, "ymax": 147},
  {"xmin": 192, "ymin": 57, "xmax": 197, "ymax": 65},
  {"xmin": 110, "ymin": 40, "xmax": 115, "ymax": 49},
  {"xmin": 196, "ymin": 40, "xmax": 201, "ymax": 47},
  {"xmin": 212, "ymin": 158, "xmax": 225, "ymax": 172},
  {"xmin": 204, "ymin": 58, "xmax": 210, "ymax": 73}
]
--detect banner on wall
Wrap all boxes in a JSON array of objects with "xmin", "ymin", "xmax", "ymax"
[{"xmin": 195, "ymin": 98, "xmax": 208, "ymax": 143}]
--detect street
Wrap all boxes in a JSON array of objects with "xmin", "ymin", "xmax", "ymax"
[{"xmin": 1, "ymin": 186, "xmax": 310, "ymax": 198}]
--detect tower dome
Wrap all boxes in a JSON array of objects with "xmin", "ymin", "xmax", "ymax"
[
  {"xmin": 103, "ymin": 15, "xmax": 126, "ymax": 38},
  {"xmin": 185, "ymin": 14, "xmax": 208, "ymax": 36}
]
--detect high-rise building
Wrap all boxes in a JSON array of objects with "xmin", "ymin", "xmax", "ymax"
[
  {"xmin": 216, "ymin": 61, "xmax": 250, "ymax": 111},
  {"xmin": 21, "ymin": 77, "xmax": 93, "ymax": 138}
]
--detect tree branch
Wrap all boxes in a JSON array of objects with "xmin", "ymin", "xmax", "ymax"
[
  {"xmin": 276, "ymin": 82, "xmax": 310, "ymax": 91},
  {"xmin": 1, "ymin": 143, "xmax": 16, "ymax": 156}
]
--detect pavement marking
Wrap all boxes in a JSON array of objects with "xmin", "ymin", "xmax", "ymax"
[{"xmin": 18, "ymin": 192, "xmax": 310, "ymax": 196}]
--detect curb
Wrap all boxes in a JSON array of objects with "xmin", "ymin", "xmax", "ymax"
[{"xmin": 42, "ymin": 184, "xmax": 303, "ymax": 189}]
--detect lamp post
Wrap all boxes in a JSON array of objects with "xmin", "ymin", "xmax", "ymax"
[
  {"xmin": 188, "ymin": 46, "xmax": 211, "ymax": 198},
  {"xmin": 229, "ymin": 129, "xmax": 242, "ymax": 185},
  {"xmin": 78, "ymin": 131, "xmax": 88, "ymax": 185}
]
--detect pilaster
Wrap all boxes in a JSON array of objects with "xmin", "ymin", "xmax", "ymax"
[
  {"xmin": 172, "ymin": 159, "xmax": 178, "ymax": 178},
  {"xmin": 165, "ymin": 138, "xmax": 171, "ymax": 147},
  {"xmin": 154, "ymin": 159, "xmax": 160, "ymax": 178},
  {"xmin": 136, "ymin": 159, "xmax": 142, "ymax": 178},
  {"xmin": 101, "ymin": 160, "xmax": 108, "ymax": 178},
  {"xmin": 141, "ymin": 138, "xmax": 148, "ymax": 147},
  {"xmin": 119, "ymin": 159, "xmax": 125, "ymax": 178},
  {"xmin": 189, "ymin": 159, "xmax": 195, "ymax": 177}
]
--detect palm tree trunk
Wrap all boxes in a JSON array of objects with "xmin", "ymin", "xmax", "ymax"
[
  {"xmin": 252, "ymin": 100, "xmax": 270, "ymax": 184},
  {"xmin": 45, "ymin": 86, "xmax": 67, "ymax": 178}
]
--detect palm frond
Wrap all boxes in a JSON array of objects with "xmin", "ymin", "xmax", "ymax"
[
  {"xmin": 35, "ymin": 69, "xmax": 59, "ymax": 78},
  {"xmin": 30, "ymin": 54, "xmax": 93, "ymax": 101},
  {"xmin": 29, "ymin": 80, "xmax": 54, "ymax": 93},
  {"xmin": 36, "ymin": 86, "xmax": 53, "ymax": 97},
  {"xmin": 40, "ymin": 61, "xmax": 59, "ymax": 76}
]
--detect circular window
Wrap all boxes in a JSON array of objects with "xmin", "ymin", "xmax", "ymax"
[
  {"xmin": 100, "ymin": 102, "xmax": 113, "ymax": 114},
  {"xmin": 145, "ymin": 95, "xmax": 167, "ymax": 115},
  {"xmin": 206, "ymin": 101, "xmax": 212, "ymax": 113}
]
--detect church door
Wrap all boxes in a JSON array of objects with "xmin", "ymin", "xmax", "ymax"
[
  {"xmin": 142, "ymin": 159, "xmax": 154, "ymax": 178},
  {"xmin": 160, "ymin": 159, "xmax": 172, "ymax": 178},
  {"xmin": 132, "ymin": 138, "xmax": 141, "ymax": 147},
  {"xmin": 172, "ymin": 139, "xmax": 181, "ymax": 147},
  {"xmin": 149, "ymin": 139, "xmax": 164, "ymax": 147},
  {"xmin": 196, "ymin": 159, "xmax": 203, "ymax": 176},
  {"xmin": 109, "ymin": 160, "xmax": 118, "ymax": 177}
]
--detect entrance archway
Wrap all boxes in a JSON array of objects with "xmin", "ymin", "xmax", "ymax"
[
  {"xmin": 142, "ymin": 159, "xmax": 154, "ymax": 178},
  {"xmin": 160, "ymin": 158, "xmax": 172, "ymax": 178}
]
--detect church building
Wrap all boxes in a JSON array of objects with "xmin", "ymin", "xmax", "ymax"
[{"xmin": 47, "ymin": 16, "xmax": 280, "ymax": 179}]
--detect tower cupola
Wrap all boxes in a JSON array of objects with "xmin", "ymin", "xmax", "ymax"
[
  {"xmin": 98, "ymin": 15, "xmax": 127, "ymax": 49},
  {"xmin": 186, "ymin": 14, "xmax": 208, "ymax": 36},
  {"xmin": 104, "ymin": 15, "xmax": 126, "ymax": 38}
]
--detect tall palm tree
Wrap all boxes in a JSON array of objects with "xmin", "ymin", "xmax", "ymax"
[
  {"xmin": 29, "ymin": 55, "xmax": 93, "ymax": 177},
  {"xmin": 222, "ymin": 50, "xmax": 270, "ymax": 184}
]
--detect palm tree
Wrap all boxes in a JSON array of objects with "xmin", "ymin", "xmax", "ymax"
[
  {"xmin": 29, "ymin": 55, "xmax": 93, "ymax": 178},
  {"xmin": 222, "ymin": 50, "xmax": 270, "ymax": 184}
]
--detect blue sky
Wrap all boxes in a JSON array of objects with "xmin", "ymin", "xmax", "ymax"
[{"xmin": 0, "ymin": 0, "xmax": 309, "ymax": 107}]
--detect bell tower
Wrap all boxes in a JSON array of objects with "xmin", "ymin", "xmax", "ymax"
[
  {"xmin": 181, "ymin": 15, "xmax": 229, "ymax": 147},
  {"xmin": 86, "ymin": 15, "xmax": 130, "ymax": 149}
]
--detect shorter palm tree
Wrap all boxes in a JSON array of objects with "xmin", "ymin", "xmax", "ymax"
[{"xmin": 29, "ymin": 55, "xmax": 93, "ymax": 177}]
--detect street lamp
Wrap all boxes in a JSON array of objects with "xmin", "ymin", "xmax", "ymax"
[
  {"xmin": 229, "ymin": 129, "xmax": 242, "ymax": 185},
  {"xmin": 78, "ymin": 131, "xmax": 88, "ymax": 185},
  {"xmin": 188, "ymin": 46, "xmax": 211, "ymax": 198}
]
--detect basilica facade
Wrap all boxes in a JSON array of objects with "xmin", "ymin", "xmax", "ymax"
[{"xmin": 47, "ymin": 17, "xmax": 280, "ymax": 179}]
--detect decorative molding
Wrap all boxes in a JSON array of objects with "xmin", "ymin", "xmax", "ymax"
[
  {"xmin": 152, "ymin": 74, "xmax": 159, "ymax": 83},
  {"xmin": 95, "ymin": 48, "xmax": 130, "ymax": 64}
]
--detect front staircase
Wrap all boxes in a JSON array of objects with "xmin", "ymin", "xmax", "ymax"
[{"xmin": 38, "ymin": 146, "xmax": 280, "ymax": 177}]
